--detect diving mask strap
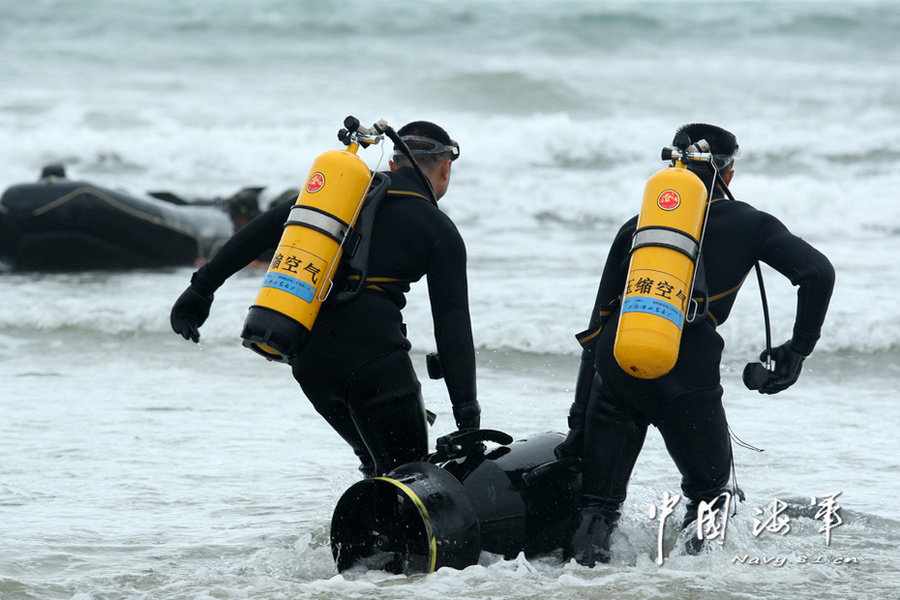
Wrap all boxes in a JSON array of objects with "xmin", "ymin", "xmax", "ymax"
[{"xmin": 378, "ymin": 124, "xmax": 438, "ymax": 205}]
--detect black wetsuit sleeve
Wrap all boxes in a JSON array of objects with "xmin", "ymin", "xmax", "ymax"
[
  {"xmin": 756, "ymin": 212, "xmax": 835, "ymax": 355},
  {"xmin": 572, "ymin": 221, "xmax": 634, "ymax": 406},
  {"xmin": 426, "ymin": 227, "xmax": 477, "ymax": 408},
  {"xmin": 191, "ymin": 200, "xmax": 291, "ymax": 293}
]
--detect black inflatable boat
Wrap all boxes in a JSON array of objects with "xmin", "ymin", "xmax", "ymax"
[{"xmin": 0, "ymin": 165, "xmax": 238, "ymax": 271}]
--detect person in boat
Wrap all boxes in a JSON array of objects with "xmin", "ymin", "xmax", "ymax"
[
  {"xmin": 556, "ymin": 123, "xmax": 835, "ymax": 565},
  {"xmin": 226, "ymin": 189, "xmax": 263, "ymax": 231},
  {"xmin": 224, "ymin": 188, "xmax": 273, "ymax": 266},
  {"xmin": 170, "ymin": 121, "xmax": 479, "ymax": 477},
  {"xmin": 39, "ymin": 164, "xmax": 67, "ymax": 181}
]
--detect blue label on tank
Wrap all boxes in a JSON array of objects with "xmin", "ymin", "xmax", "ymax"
[
  {"xmin": 621, "ymin": 296, "xmax": 683, "ymax": 328},
  {"xmin": 261, "ymin": 272, "xmax": 315, "ymax": 303}
]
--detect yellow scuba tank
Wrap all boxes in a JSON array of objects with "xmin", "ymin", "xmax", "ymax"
[
  {"xmin": 240, "ymin": 117, "xmax": 382, "ymax": 363},
  {"xmin": 613, "ymin": 155, "xmax": 709, "ymax": 379}
]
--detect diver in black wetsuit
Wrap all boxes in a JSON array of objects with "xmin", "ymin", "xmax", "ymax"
[
  {"xmin": 557, "ymin": 124, "xmax": 835, "ymax": 566},
  {"xmin": 170, "ymin": 121, "xmax": 479, "ymax": 477}
]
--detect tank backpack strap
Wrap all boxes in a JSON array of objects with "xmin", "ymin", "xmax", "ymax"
[
  {"xmin": 685, "ymin": 254, "xmax": 710, "ymax": 324},
  {"xmin": 333, "ymin": 171, "xmax": 391, "ymax": 304}
]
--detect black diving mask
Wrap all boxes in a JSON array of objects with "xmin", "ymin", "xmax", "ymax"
[{"xmin": 393, "ymin": 136, "xmax": 460, "ymax": 162}]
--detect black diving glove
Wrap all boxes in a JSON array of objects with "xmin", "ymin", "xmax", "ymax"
[
  {"xmin": 747, "ymin": 340, "xmax": 806, "ymax": 395},
  {"xmin": 452, "ymin": 401, "xmax": 481, "ymax": 431},
  {"xmin": 170, "ymin": 285, "xmax": 213, "ymax": 343},
  {"xmin": 555, "ymin": 400, "xmax": 587, "ymax": 460}
]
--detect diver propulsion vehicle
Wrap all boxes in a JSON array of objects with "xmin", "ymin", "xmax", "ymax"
[
  {"xmin": 330, "ymin": 430, "xmax": 581, "ymax": 574},
  {"xmin": 240, "ymin": 116, "xmax": 394, "ymax": 362},
  {"xmin": 613, "ymin": 135, "xmax": 717, "ymax": 379}
]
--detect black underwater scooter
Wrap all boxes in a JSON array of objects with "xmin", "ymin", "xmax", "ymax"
[{"xmin": 330, "ymin": 429, "xmax": 582, "ymax": 574}]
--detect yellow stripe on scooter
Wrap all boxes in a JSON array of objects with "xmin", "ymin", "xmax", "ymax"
[{"xmin": 374, "ymin": 476, "xmax": 438, "ymax": 573}]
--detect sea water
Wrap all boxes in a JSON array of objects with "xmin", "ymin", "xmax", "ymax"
[{"xmin": 1, "ymin": 1, "xmax": 898, "ymax": 598}]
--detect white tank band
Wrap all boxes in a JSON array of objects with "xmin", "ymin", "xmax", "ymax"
[
  {"xmin": 286, "ymin": 205, "xmax": 349, "ymax": 243},
  {"xmin": 631, "ymin": 226, "xmax": 699, "ymax": 261}
]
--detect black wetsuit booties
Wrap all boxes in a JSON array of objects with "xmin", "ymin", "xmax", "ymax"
[
  {"xmin": 189, "ymin": 167, "xmax": 477, "ymax": 477},
  {"xmin": 566, "ymin": 194, "xmax": 834, "ymax": 565}
]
